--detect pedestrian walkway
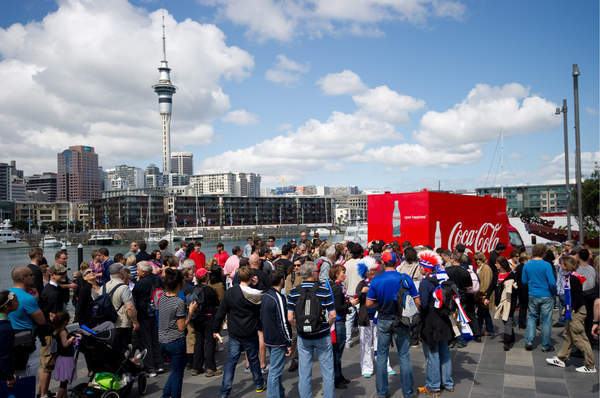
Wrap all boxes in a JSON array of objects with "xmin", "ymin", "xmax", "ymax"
[{"xmin": 56, "ymin": 313, "xmax": 599, "ymax": 398}]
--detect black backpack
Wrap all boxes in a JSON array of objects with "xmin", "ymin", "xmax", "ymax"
[
  {"xmin": 91, "ymin": 283, "xmax": 124, "ymax": 324},
  {"xmin": 185, "ymin": 285, "xmax": 208, "ymax": 321},
  {"xmin": 425, "ymin": 277, "xmax": 460, "ymax": 317},
  {"xmin": 259, "ymin": 259, "xmax": 272, "ymax": 275},
  {"xmin": 391, "ymin": 274, "xmax": 421, "ymax": 328},
  {"xmin": 294, "ymin": 284, "xmax": 326, "ymax": 337}
]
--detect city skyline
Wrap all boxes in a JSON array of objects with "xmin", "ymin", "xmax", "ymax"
[{"xmin": 0, "ymin": 0, "xmax": 598, "ymax": 193}]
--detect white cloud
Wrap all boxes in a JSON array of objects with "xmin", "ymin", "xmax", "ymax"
[
  {"xmin": 276, "ymin": 123, "xmax": 293, "ymax": 131},
  {"xmin": 510, "ymin": 153, "xmax": 525, "ymax": 159},
  {"xmin": 353, "ymin": 86, "xmax": 425, "ymax": 125},
  {"xmin": 323, "ymin": 163, "xmax": 345, "ymax": 172},
  {"xmin": 0, "ymin": 0, "xmax": 254, "ymax": 172},
  {"xmin": 221, "ymin": 109, "xmax": 259, "ymax": 125},
  {"xmin": 316, "ymin": 70, "xmax": 368, "ymax": 96},
  {"xmin": 586, "ymin": 107, "xmax": 598, "ymax": 115},
  {"xmin": 201, "ymin": 0, "xmax": 466, "ymax": 42},
  {"xmin": 200, "ymin": 111, "xmax": 400, "ymax": 175},
  {"xmin": 415, "ymin": 83, "xmax": 560, "ymax": 153},
  {"xmin": 265, "ymin": 54, "xmax": 310, "ymax": 87}
]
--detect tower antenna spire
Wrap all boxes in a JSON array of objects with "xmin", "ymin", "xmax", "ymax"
[{"xmin": 162, "ymin": 4, "xmax": 166, "ymax": 61}]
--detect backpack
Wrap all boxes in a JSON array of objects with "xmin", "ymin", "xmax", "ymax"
[
  {"xmin": 294, "ymin": 284, "xmax": 326, "ymax": 337},
  {"xmin": 149, "ymin": 285, "xmax": 164, "ymax": 318},
  {"xmin": 392, "ymin": 274, "xmax": 421, "ymax": 328},
  {"xmin": 466, "ymin": 267, "xmax": 480, "ymax": 294},
  {"xmin": 425, "ymin": 277, "xmax": 460, "ymax": 317},
  {"xmin": 259, "ymin": 259, "xmax": 272, "ymax": 275},
  {"xmin": 91, "ymin": 283, "xmax": 124, "ymax": 324},
  {"xmin": 185, "ymin": 285, "xmax": 208, "ymax": 321}
]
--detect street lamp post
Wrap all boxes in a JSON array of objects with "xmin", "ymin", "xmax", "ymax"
[
  {"xmin": 572, "ymin": 64, "xmax": 584, "ymax": 244},
  {"xmin": 555, "ymin": 99, "xmax": 572, "ymax": 240}
]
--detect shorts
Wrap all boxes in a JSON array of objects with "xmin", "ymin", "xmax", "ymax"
[{"xmin": 39, "ymin": 335, "xmax": 57, "ymax": 373}]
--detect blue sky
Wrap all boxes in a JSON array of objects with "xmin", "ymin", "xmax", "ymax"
[{"xmin": 0, "ymin": 0, "xmax": 598, "ymax": 192}]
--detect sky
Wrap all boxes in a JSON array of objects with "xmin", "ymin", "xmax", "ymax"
[{"xmin": 0, "ymin": 0, "xmax": 598, "ymax": 193}]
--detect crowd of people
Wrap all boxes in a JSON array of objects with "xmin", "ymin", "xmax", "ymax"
[{"xmin": 0, "ymin": 234, "xmax": 599, "ymax": 398}]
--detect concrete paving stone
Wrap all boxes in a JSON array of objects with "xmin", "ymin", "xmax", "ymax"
[
  {"xmin": 473, "ymin": 372, "xmax": 504, "ymax": 388},
  {"xmin": 502, "ymin": 386, "xmax": 536, "ymax": 397},
  {"xmin": 533, "ymin": 364, "xmax": 569, "ymax": 379},
  {"xmin": 503, "ymin": 374, "xmax": 535, "ymax": 389},
  {"xmin": 503, "ymin": 365, "xmax": 534, "ymax": 376},
  {"xmin": 535, "ymin": 380, "xmax": 570, "ymax": 396}
]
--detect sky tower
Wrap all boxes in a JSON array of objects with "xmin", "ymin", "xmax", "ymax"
[{"xmin": 152, "ymin": 9, "xmax": 178, "ymax": 175}]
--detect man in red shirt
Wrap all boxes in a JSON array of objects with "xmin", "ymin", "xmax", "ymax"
[
  {"xmin": 190, "ymin": 241, "xmax": 206, "ymax": 270},
  {"xmin": 214, "ymin": 243, "xmax": 230, "ymax": 267}
]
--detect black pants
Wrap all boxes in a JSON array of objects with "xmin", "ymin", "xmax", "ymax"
[
  {"xmin": 116, "ymin": 327, "xmax": 133, "ymax": 355},
  {"xmin": 584, "ymin": 296, "xmax": 596, "ymax": 344},
  {"xmin": 518, "ymin": 295, "xmax": 529, "ymax": 329},
  {"xmin": 465, "ymin": 294, "xmax": 481, "ymax": 337},
  {"xmin": 193, "ymin": 317, "xmax": 216, "ymax": 371},
  {"xmin": 138, "ymin": 317, "xmax": 163, "ymax": 371}
]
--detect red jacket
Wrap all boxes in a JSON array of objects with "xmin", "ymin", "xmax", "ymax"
[{"xmin": 190, "ymin": 251, "xmax": 206, "ymax": 269}]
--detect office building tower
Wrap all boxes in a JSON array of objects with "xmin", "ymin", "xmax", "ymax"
[
  {"xmin": 25, "ymin": 172, "xmax": 58, "ymax": 202},
  {"xmin": 171, "ymin": 152, "xmax": 193, "ymax": 175},
  {"xmin": 57, "ymin": 145, "xmax": 100, "ymax": 201}
]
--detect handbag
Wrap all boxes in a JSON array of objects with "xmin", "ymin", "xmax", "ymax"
[{"xmin": 13, "ymin": 329, "xmax": 36, "ymax": 370}]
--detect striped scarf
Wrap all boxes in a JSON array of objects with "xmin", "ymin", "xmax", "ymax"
[{"xmin": 564, "ymin": 271, "xmax": 586, "ymax": 320}]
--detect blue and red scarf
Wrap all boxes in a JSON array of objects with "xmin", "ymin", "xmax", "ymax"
[{"xmin": 564, "ymin": 271, "xmax": 586, "ymax": 320}]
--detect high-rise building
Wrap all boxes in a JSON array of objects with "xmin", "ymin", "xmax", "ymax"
[
  {"xmin": 9, "ymin": 161, "xmax": 23, "ymax": 180},
  {"xmin": 115, "ymin": 165, "xmax": 145, "ymax": 189},
  {"xmin": 98, "ymin": 166, "xmax": 108, "ymax": 191},
  {"xmin": 190, "ymin": 172, "xmax": 261, "ymax": 197},
  {"xmin": 171, "ymin": 152, "xmax": 193, "ymax": 175},
  {"xmin": 57, "ymin": 145, "xmax": 100, "ymax": 201},
  {"xmin": 145, "ymin": 164, "xmax": 161, "ymax": 176},
  {"xmin": 10, "ymin": 181, "xmax": 26, "ymax": 202},
  {"xmin": 0, "ymin": 163, "xmax": 12, "ymax": 201},
  {"xmin": 25, "ymin": 172, "xmax": 57, "ymax": 202},
  {"xmin": 152, "ymin": 11, "xmax": 177, "ymax": 175}
]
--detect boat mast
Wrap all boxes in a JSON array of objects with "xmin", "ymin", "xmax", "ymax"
[{"xmin": 501, "ymin": 129, "xmax": 504, "ymax": 199}]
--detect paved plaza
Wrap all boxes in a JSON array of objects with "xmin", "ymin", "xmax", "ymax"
[{"xmin": 56, "ymin": 311, "xmax": 599, "ymax": 398}]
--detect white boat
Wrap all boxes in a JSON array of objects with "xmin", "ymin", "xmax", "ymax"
[
  {"xmin": 89, "ymin": 233, "xmax": 114, "ymax": 245},
  {"xmin": 220, "ymin": 233, "xmax": 233, "ymax": 239},
  {"xmin": 185, "ymin": 231, "xmax": 204, "ymax": 241},
  {"xmin": 311, "ymin": 228, "xmax": 337, "ymax": 236},
  {"xmin": 59, "ymin": 238, "xmax": 72, "ymax": 247},
  {"xmin": 148, "ymin": 233, "xmax": 162, "ymax": 242},
  {"xmin": 43, "ymin": 235, "xmax": 59, "ymax": 247},
  {"xmin": 343, "ymin": 223, "xmax": 369, "ymax": 242},
  {"xmin": 0, "ymin": 220, "xmax": 29, "ymax": 249}
]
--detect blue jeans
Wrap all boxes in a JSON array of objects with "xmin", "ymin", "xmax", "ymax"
[
  {"xmin": 220, "ymin": 335, "xmax": 264, "ymax": 398},
  {"xmin": 345, "ymin": 305, "xmax": 357, "ymax": 345},
  {"xmin": 159, "ymin": 337, "xmax": 186, "ymax": 398},
  {"xmin": 267, "ymin": 346, "xmax": 287, "ymax": 398},
  {"xmin": 556, "ymin": 294, "xmax": 566, "ymax": 326},
  {"xmin": 333, "ymin": 321, "xmax": 346, "ymax": 386},
  {"xmin": 298, "ymin": 334, "xmax": 334, "ymax": 398},
  {"xmin": 422, "ymin": 340, "xmax": 453, "ymax": 391},
  {"xmin": 376, "ymin": 319, "xmax": 414, "ymax": 398},
  {"xmin": 526, "ymin": 296, "xmax": 554, "ymax": 349}
]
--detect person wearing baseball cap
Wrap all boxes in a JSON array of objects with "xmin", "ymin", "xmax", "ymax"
[{"xmin": 366, "ymin": 249, "xmax": 420, "ymax": 398}]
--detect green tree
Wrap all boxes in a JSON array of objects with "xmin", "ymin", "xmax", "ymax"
[
  {"xmin": 570, "ymin": 162, "xmax": 599, "ymax": 239},
  {"xmin": 13, "ymin": 220, "xmax": 29, "ymax": 231},
  {"xmin": 48, "ymin": 221, "xmax": 61, "ymax": 231}
]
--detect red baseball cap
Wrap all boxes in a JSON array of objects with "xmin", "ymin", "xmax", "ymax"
[{"xmin": 195, "ymin": 268, "xmax": 208, "ymax": 278}]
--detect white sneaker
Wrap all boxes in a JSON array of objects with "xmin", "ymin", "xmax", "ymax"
[
  {"xmin": 147, "ymin": 371, "xmax": 158, "ymax": 378},
  {"xmin": 576, "ymin": 366, "xmax": 597, "ymax": 373},
  {"xmin": 546, "ymin": 357, "xmax": 565, "ymax": 368},
  {"xmin": 261, "ymin": 365, "xmax": 270, "ymax": 374}
]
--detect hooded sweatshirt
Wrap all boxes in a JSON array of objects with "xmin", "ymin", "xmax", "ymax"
[{"xmin": 213, "ymin": 284, "xmax": 262, "ymax": 338}]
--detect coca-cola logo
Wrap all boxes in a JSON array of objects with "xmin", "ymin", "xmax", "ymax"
[{"xmin": 447, "ymin": 222, "xmax": 501, "ymax": 254}]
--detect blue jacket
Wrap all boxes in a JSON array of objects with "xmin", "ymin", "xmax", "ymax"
[
  {"xmin": 101, "ymin": 258, "xmax": 114, "ymax": 284},
  {"xmin": 261, "ymin": 288, "xmax": 292, "ymax": 347},
  {"xmin": 522, "ymin": 259, "xmax": 557, "ymax": 298}
]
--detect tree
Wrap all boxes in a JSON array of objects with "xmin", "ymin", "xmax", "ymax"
[
  {"xmin": 48, "ymin": 221, "xmax": 61, "ymax": 231},
  {"xmin": 13, "ymin": 220, "xmax": 29, "ymax": 231},
  {"xmin": 570, "ymin": 162, "xmax": 599, "ymax": 239}
]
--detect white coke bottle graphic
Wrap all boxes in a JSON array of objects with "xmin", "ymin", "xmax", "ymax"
[
  {"xmin": 392, "ymin": 200, "xmax": 401, "ymax": 237},
  {"xmin": 434, "ymin": 221, "xmax": 442, "ymax": 248}
]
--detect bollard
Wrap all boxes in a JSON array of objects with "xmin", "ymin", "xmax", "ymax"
[
  {"xmin": 78, "ymin": 244, "xmax": 84, "ymax": 266},
  {"xmin": 61, "ymin": 244, "xmax": 67, "ymax": 252}
]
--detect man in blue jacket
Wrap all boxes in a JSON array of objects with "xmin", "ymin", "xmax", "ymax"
[
  {"xmin": 261, "ymin": 269, "xmax": 292, "ymax": 398},
  {"xmin": 523, "ymin": 243, "xmax": 557, "ymax": 352}
]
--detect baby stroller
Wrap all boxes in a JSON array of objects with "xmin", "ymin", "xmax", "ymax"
[{"xmin": 68, "ymin": 322, "xmax": 148, "ymax": 398}]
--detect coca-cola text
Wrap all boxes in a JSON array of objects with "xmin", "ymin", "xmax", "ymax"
[{"xmin": 448, "ymin": 222, "xmax": 501, "ymax": 255}]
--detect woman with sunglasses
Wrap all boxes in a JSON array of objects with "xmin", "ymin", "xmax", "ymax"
[
  {"xmin": 74, "ymin": 268, "xmax": 101, "ymax": 330},
  {"xmin": 0, "ymin": 291, "xmax": 20, "ymax": 387}
]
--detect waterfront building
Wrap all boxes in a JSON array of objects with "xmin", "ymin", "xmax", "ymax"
[
  {"xmin": 171, "ymin": 152, "xmax": 193, "ymax": 175},
  {"xmin": 15, "ymin": 201, "xmax": 89, "ymax": 226},
  {"xmin": 190, "ymin": 172, "xmax": 261, "ymax": 197},
  {"xmin": 25, "ymin": 173, "xmax": 57, "ymax": 202},
  {"xmin": 152, "ymin": 11, "xmax": 177, "ymax": 175},
  {"xmin": 0, "ymin": 163, "xmax": 11, "ymax": 201},
  {"xmin": 10, "ymin": 181, "xmax": 26, "ymax": 202},
  {"xmin": 476, "ymin": 183, "xmax": 569, "ymax": 215},
  {"xmin": 57, "ymin": 145, "xmax": 100, "ymax": 202},
  {"xmin": 316, "ymin": 186, "xmax": 359, "ymax": 196}
]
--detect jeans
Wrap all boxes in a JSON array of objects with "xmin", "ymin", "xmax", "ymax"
[
  {"xmin": 376, "ymin": 319, "xmax": 414, "ymax": 398},
  {"xmin": 297, "ymin": 334, "xmax": 334, "ymax": 398},
  {"xmin": 556, "ymin": 294, "xmax": 566, "ymax": 326},
  {"xmin": 267, "ymin": 346, "xmax": 287, "ymax": 398},
  {"xmin": 220, "ymin": 335, "xmax": 264, "ymax": 398},
  {"xmin": 422, "ymin": 340, "xmax": 453, "ymax": 391},
  {"xmin": 345, "ymin": 305, "xmax": 358, "ymax": 345},
  {"xmin": 159, "ymin": 337, "xmax": 186, "ymax": 398},
  {"xmin": 525, "ymin": 296, "xmax": 554, "ymax": 349},
  {"xmin": 193, "ymin": 317, "xmax": 216, "ymax": 370},
  {"xmin": 333, "ymin": 321, "xmax": 346, "ymax": 386}
]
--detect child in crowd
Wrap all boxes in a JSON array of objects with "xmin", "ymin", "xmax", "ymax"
[{"xmin": 53, "ymin": 311, "xmax": 81, "ymax": 398}]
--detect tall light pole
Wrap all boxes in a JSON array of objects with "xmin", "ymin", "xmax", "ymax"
[
  {"xmin": 572, "ymin": 64, "xmax": 584, "ymax": 244},
  {"xmin": 555, "ymin": 99, "xmax": 571, "ymax": 240}
]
